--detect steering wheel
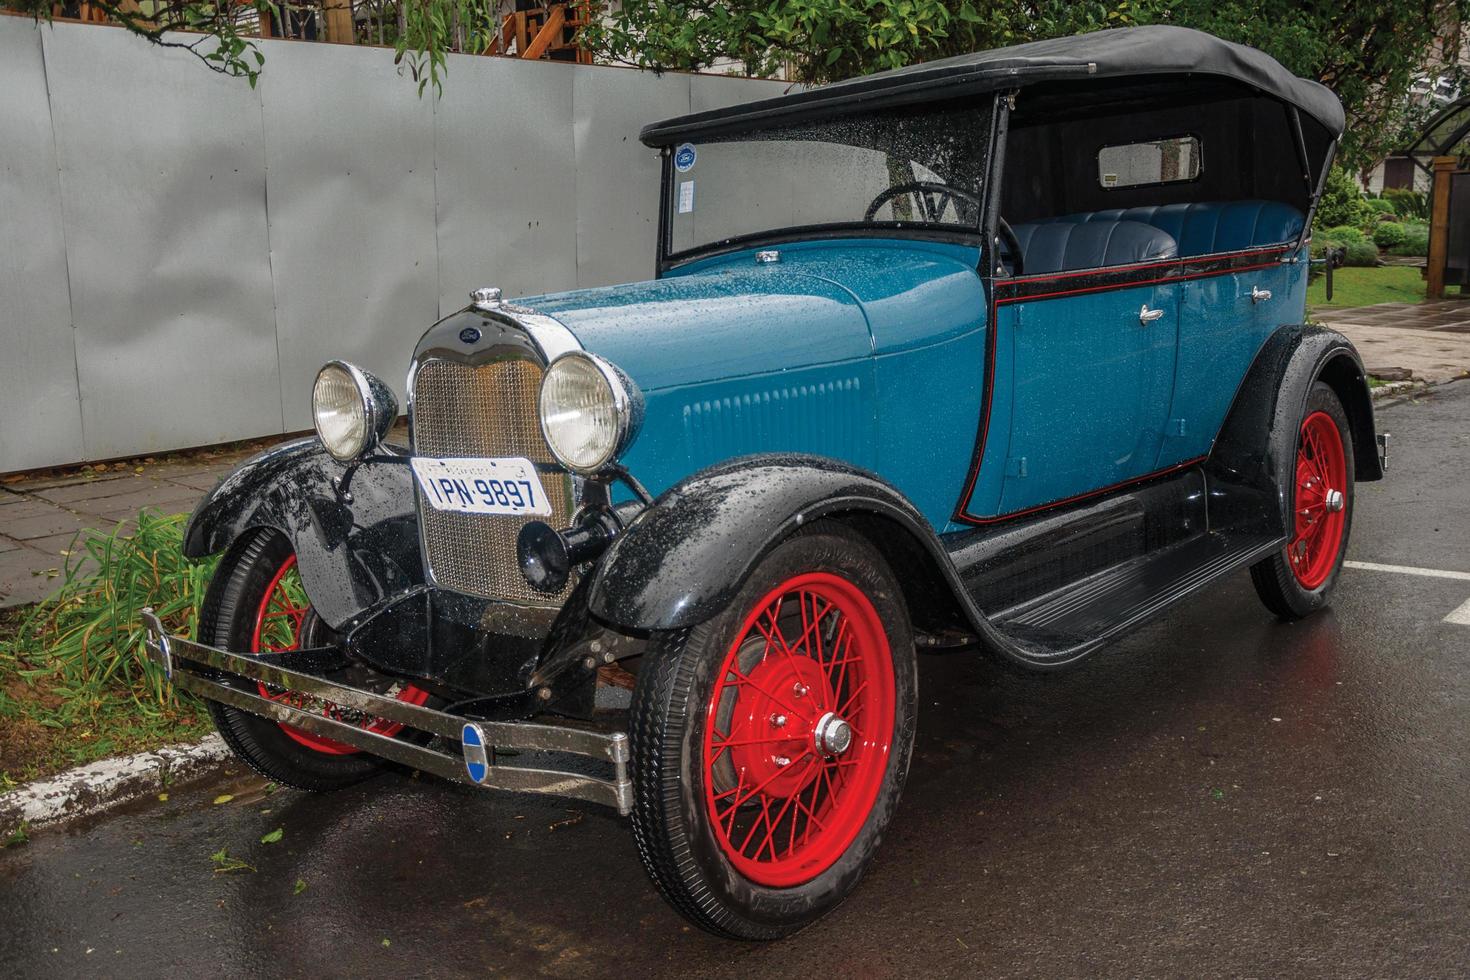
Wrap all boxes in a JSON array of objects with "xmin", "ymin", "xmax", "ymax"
[
  {"xmin": 864, "ymin": 181, "xmax": 982, "ymax": 225},
  {"xmin": 996, "ymin": 217, "xmax": 1024, "ymax": 277}
]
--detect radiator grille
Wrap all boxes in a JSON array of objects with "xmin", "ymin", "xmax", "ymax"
[{"xmin": 412, "ymin": 356, "xmax": 576, "ymax": 605}]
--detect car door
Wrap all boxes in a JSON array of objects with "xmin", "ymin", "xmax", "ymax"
[{"xmin": 998, "ymin": 280, "xmax": 1180, "ymax": 514}]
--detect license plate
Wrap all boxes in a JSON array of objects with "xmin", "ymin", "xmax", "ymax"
[{"xmin": 410, "ymin": 456, "xmax": 552, "ymax": 516}]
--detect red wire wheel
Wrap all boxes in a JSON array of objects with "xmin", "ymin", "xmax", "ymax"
[
  {"xmin": 1286, "ymin": 410, "xmax": 1350, "ymax": 589},
  {"xmin": 251, "ymin": 554, "xmax": 429, "ymax": 755},
  {"xmin": 701, "ymin": 571, "xmax": 896, "ymax": 888}
]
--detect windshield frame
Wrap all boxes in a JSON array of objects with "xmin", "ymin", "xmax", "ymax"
[{"xmin": 655, "ymin": 99, "xmax": 996, "ymax": 274}]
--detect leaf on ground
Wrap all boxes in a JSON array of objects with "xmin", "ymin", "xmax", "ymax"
[
  {"xmin": 157, "ymin": 792, "xmax": 168, "ymax": 802},
  {"xmin": 293, "ymin": 878, "xmax": 308, "ymax": 896},
  {"xmin": 1210, "ymin": 787, "xmax": 1226, "ymax": 801},
  {"xmin": 212, "ymin": 794, "xmax": 234, "ymax": 805},
  {"xmin": 381, "ymin": 938, "xmax": 392, "ymax": 948},
  {"xmin": 260, "ymin": 827, "xmax": 284, "ymax": 844},
  {"xmin": 210, "ymin": 848, "xmax": 255, "ymax": 874}
]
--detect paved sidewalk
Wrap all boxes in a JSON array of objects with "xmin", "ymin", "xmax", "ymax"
[
  {"xmin": 0, "ymin": 448, "xmax": 260, "ymax": 608},
  {"xmin": 1318, "ymin": 298, "xmax": 1470, "ymax": 383}
]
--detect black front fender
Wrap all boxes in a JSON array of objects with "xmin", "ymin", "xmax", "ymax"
[
  {"xmin": 183, "ymin": 438, "xmax": 423, "ymax": 630},
  {"xmin": 587, "ymin": 454, "xmax": 982, "ymax": 635}
]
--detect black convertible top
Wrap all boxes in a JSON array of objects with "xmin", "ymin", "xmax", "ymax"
[{"xmin": 639, "ymin": 26, "xmax": 1344, "ymax": 145}]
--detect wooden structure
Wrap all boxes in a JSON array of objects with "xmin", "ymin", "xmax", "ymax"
[
  {"xmin": 1426, "ymin": 155, "xmax": 1466, "ymax": 299},
  {"xmin": 488, "ymin": 3, "xmax": 593, "ymax": 63}
]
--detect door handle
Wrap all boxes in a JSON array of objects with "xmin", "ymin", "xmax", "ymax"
[
  {"xmin": 1139, "ymin": 304, "xmax": 1165, "ymax": 325},
  {"xmin": 1251, "ymin": 286, "xmax": 1273, "ymax": 303}
]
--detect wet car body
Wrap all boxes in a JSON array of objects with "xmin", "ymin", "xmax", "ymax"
[{"xmin": 148, "ymin": 25, "xmax": 1384, "ymax": 938}]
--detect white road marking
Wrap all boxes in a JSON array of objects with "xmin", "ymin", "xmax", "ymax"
[
  {"xmin": 1344, "ymin": 561, "xmax": 1470, "ymax": 626},
  {"xmin": 1344, "ymin": 560, "xmax": 1470, "ymax": 582},
  {"xmin": 1445, "ymin": 597, "xmax": 1470, "ymax": 626}
]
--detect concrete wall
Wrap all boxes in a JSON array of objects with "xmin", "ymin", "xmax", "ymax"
[{"xmin": 0, "ymin": 18, "xmax": 789, "ymax": 471}]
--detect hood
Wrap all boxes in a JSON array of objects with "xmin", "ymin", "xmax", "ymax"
[{"xmin": 515, "ymin": 239, "xmax": 985, "ymax": 392}]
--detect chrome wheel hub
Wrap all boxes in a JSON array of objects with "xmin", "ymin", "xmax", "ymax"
[
  {"xmin": 814, "ymin": 711, "xmax": 853, "ymax": 758},
  {"xmin": 1325, "ymin": 488, "xmax": 1345, "ymax": 513}
]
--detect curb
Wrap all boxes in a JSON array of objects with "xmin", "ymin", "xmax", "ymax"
[
  {"xmin": 0, "ymin": 734, "xmax": 235, "ymax": 832},
  {"xmin": 1370, "ymin": 379, "xmax": 1433, "ymax": 401}
]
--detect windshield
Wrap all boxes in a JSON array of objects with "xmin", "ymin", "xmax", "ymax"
[{"xmin": 664, "ymin": 100, "xmax": 992, "ymax": 261}]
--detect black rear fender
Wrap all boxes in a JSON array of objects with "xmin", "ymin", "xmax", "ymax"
[{"xmin": 1206, "ymin": 325, "xmax": 1381, "ymax": 538}]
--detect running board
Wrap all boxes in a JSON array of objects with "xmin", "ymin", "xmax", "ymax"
[
  {"xmin": 989, "ymin": 532, "xmax": 1283, "ymax": 654},
  {"xmin": 140, "ymin": 609, "xmax": 632, "ymax": 814}
]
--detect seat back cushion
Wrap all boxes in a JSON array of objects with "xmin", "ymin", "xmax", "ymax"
[
  {"xmin": 1036, "ymin": 200, "xmax": 1304, "ymax": 256},
  {"xmin": 1010, "ymin": 219, "xmax": 1179, "ymax": 276}
]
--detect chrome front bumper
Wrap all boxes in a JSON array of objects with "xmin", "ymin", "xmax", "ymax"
[{"xmin": 140, "ymin": 608, "xmax": 631, "ymax": 815}]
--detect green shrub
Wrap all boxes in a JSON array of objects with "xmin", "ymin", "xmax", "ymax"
[
  {"xmin": 1, "ymin": 511, "xmax": 216, "ymax": 719},
  {"xmin": 1373, "ymin": 222, "xmax": 1408, "ymax": 248},
  {"xmin": 1314, "ymin": 165, "xmax": 1374, "ymax": 229},
  {"xmin": 1384, "ymin": 187, "xmax": 1428, "ymax": 220},
  {"xmin": 1366, "ymin": 197, "xmax": 1397, "ymax": 217},
  {"xmin": 1389, "ymin": 223, "xmax": 1430, "ymax": 256},
  {"xmin": 1321, "ymin": 225, "xmax": 1369, "ymax": 246},
  {"xmin": 1342, "ymin": 241, "xmax": 1380, "ymax": 266}
]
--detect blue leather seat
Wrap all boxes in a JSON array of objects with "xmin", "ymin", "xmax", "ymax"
[
  {"xmin": 1034, "ymin": 200, "xmax": 1304, "ymax": 257},
  {"xmin": 1009, "ymin": 219, "xmax": 1178, "ymax": 275}
]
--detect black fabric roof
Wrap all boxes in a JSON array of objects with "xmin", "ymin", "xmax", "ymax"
[{"xmin": 640, "ymin": 26, "xmax": 1344, "ymax": 145}]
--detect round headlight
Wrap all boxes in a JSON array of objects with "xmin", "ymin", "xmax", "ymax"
[
  {"xmin": 538, "ymin": 353, "xmax": 642, "ymax": 474},
  {"xmin": 313, "ymin": 361, "xmax": 397, "ymax": 462}
]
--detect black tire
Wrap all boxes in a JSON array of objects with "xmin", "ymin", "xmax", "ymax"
[
  {"xmin": 1250, "ymin": 381, "xmax": 1356, "ymax": 620},
  {"xmin": 629, "ymin": 523, "xmax": 917, "ymax": 940},
  {"xmin": 201, "ymin": 531, "xmax": 385, "ymax": 791}
]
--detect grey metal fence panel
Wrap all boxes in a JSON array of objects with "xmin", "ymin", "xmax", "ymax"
[
  {"xmin": 0, "ymin": 17, "xmax": 789, "ymax": 471},
  {"xmin": 0, "ymin": 23, "xmax": 85, "ymax": 471},
  {"xmin": 259, "ymin": 40, "xmax": 440, "ymax": 429},
  {"xmin": 434, "ymin": 54, "xmax": 578, "ymax": 311},
  {"xmin": 39, "ymin": 20, "xmax": 283, "ymax": 460},
  {"xmin": 572, "ymin": 68, "xmax": 692, "ymax": 288},
  {"xmin": 691, "ymin": 72, "xmax": 793, "ymax": 114}
]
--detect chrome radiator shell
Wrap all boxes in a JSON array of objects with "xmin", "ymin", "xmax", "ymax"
[{"xmin": 410, "ymin": 347, "xmax": 577, "ymax": 606}]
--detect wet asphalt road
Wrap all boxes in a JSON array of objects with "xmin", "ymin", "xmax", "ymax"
[{"xmin": 3, "ymin": 383, "xmax": 1468, "ymax": 979}]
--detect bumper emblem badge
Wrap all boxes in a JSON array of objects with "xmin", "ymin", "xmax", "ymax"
[{"xmin": 462, "ymin": 722, "xmax": 490, "ymax": 783}]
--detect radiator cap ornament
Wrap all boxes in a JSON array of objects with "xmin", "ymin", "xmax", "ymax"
[{"xmin": 471, "ymin": 286, "xmax": 502, "ymax": 310}]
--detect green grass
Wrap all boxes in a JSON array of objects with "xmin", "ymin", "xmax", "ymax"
[
  {"xmin": 1307, "ymin": 265, "xmax": 1426, "ymax": 310},
  {"xmin": 0, "ymin": 511, "xmax": 214, "ymax": 787}
]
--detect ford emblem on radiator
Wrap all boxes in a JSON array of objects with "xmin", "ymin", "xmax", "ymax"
[
  {"xmin": 458, "ymin": 326, "xmax": 481, "ymax": 345},
  {"xmin": 461, "ymin": 722, "xmax": 489, "ymax": 783}
]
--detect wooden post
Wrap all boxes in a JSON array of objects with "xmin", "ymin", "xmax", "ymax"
[
  {"xmin": 323, "ymin": 0, "xmax": 355, "ymax": 44},
  {"xmin": 522, "ymin": 4, "xmax": 566, "ymax": 59},
  {"xmin": 1427, "ymin": 155, "xmax": 1458, "ymax": 299}
]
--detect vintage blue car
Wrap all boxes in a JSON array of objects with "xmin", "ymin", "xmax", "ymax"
[{"xmin": 145, "ymin": 26, "xmax": 1386, "ymax": 939}]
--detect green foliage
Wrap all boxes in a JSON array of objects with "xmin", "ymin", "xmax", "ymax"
[
  {"xmin": 584, "ymin": 1, "xmax": 1164, "ymax": 84},
  {"xmin": 393, "ymin": 0, "xmax": 503, "ymax": 96},
  {"xmin": 1342, "ymin": 241, "xmax": 1381, "ymax": 266},
  {"xmin": 1373, "ymin": 221, "xmax": 1408, "ymax": 248},
  {"xmin": 589, "ymin": 1, "xmax": 1470, "ymax": 171},
  {"xmin": 1321, "ymin": 225, "xmax": 1369, "ymax": 246},
  {"xmin": 9, "ymin": 0, "xmax": 273, "ymax": 87},
  {"xmin": 1365, "ymin": 197, "xmax": 1397, "ymax": 217},
  {"xmin": 1384, "ymin": 187, "xmax": 1429, "ymax": 220},
  {"xmin": 1389, "ymin": 222, "xmax": 1431, "ymax": 256},
  {"xmin": 1314, "ymin": 167, "xmax": 1375, "ymax": 231},
  {"xmin": 1, "ymin": 511, "xmax": 215, "ymax": 722}
]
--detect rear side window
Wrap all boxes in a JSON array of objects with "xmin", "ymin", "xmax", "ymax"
[{"xmin": 1097, "ymin": 135, "xmax": 1201, "ymax": 189}]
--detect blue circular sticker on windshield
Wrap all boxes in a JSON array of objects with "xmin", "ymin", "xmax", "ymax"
[{"xmin": 674, "ymin": 143, "xmax": 697, "ymax": 172}]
